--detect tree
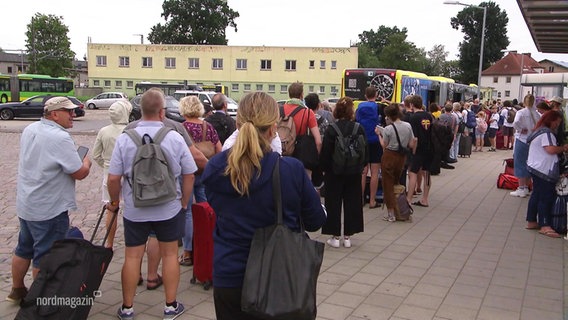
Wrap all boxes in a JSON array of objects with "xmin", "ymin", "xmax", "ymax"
[
  {"xmin": 25, "ymin": 13, "xmax": 75, "ymax": 77},
  {"xmin": 425, "ymin": 45, "xmax": 449, "ymax": 76},
  {"xmin": 148, "ymin": 0, "xmax": 239, "ymax": 45},
  {"xmin": 450, "ymin": 1, "xmax": 509, "ymax": 84},
  {"xmin": 356, "ymin": 26, "xmax": 429, "ymax": 72}
]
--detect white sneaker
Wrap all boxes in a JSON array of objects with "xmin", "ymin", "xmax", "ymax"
[
  {"xmin": 510, "ymin": 188, "xmax": 529, "ymax": 198},
  {"xmin": 343, "ymin": 237, "xmax": 351, "ymax": 248},
  {"xmin": 326, "ymin": 237, "xmax": 340, "ymax": 248}
]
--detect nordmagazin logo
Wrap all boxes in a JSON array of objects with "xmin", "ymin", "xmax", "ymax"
[{"xmin": 35, "ymin": 291, "xmax": 100, "ymax": 309}]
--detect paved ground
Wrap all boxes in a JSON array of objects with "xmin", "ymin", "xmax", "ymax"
[{"xmin": 0, "ymin": 128, "xmax": 566, "ymax": 320}]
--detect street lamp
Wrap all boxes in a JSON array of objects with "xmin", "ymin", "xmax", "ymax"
[{"xmin": 444, "ymin": 1, "xmax": 487, "ymax": 96}]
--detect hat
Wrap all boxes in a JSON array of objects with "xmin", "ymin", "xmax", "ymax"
[
  {"xmin": 44, "ymin": 96, "xmax": 76, "ymax": 112},
  {"xmin": 550, "ymin": 96, "xmax": 564, "ymax": 104}
]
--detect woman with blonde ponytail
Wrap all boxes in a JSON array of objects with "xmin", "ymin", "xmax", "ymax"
[{"xmin": 201, "ymin": 92, "xmax": 326, "ymax": 320}]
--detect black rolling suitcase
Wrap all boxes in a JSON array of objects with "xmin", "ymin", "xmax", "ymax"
[
  {"xmin": 16, "ymin": 206, "xmax": 117, "ymax": 320},
  {"xmin": 458, "ymin": 135, "xmax": 472, "ymax": 157}
]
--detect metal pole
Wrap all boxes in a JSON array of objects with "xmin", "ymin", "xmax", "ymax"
[
  {"xmin": 477, "ymin": 6, "xmax": 486, "ymax": 92},
  {"xmin": 518, "ymin": 53, "xmax": 524, "ymax": 100}
]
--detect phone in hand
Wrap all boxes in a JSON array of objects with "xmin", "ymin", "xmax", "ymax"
[
  {"xmin": 376, "ymin": 125, "xmax": 384, "ymax": 135},
  {"xmin": 77, "ymin": 146, "xmax": 89, "ymax": 160}
]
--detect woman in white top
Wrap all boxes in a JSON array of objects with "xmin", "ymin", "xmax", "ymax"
[
  {"xmin": 526, "ymin": 110, "xmax": 568, "ymax": 237},
  {"xmin": 510, "ymin": 94, "xmax": 542, "ymax": 198},
  {"xmin": 378, "ymin": 103, "xmax": 415, "ymax": 222}
]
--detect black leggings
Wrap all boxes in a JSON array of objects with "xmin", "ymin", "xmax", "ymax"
[{"xmin": 214, "ymin": 287, "xmax": 264, "ymax": 320}]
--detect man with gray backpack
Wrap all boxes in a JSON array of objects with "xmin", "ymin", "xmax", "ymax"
[{"xmin": 108, "ymin": 88, "xmax": 197, "ymax": 320}]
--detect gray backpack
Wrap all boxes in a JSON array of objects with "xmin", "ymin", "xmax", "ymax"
[{"xmin": 125, "ymin": 127, "xmax": 177, "ymax": 207}]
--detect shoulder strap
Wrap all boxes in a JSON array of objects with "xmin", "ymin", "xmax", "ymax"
[
  {"xmin": 125, "ymin": 129, "xmax": 143, "ymax": 147},
  {"xmin": 351, "ymin": 122, "xmax": 360, "ymax": 136},
  {"xmin": 153, "ymin": 126, "xmax": 172, "ymax": 144},
  {"xmin": 288, "ymin": 105, "xmax": 305, "ymax": 118},
  {"xmin": 200, "ymin": 122, "xmax": 210, "ymax": 142},
  {"xmin": 330, "ymin": 122, "xmax": 347, "ymax": 149},
  {"xmin": 391, "ymin": 123, "xmax": 403, "ymax": 147},
  {"xmin": 272, "ymin": 158, "xmax": 283, "ymax": 225}
]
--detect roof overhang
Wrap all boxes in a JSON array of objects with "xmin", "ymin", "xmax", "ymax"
[{"xmin": 517, "ymin": 0, "xmax": 568, "ymax": 53}]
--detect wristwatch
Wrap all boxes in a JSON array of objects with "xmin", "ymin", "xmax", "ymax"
[{"xmin": 109, "ymin": 200, "xmax": 119, "ymax": 207}]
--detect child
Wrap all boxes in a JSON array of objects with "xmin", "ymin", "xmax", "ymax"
[
  {"xmin": 474, "ymin": 111, "xmax": 487, "ymax": 152},
  {"xmin": 487, "ymin": 106, "xmax": 500, "ymax": 152}
]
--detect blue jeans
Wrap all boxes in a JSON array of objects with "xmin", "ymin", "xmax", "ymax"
[
  {"xmin": 183, "ymin": 174, "xmax": 207, "ymax": 251},
  {"xmin": 526, "ymin": 173, "xmax": 556, "ymax": 227},
  {"xmin": 15, "ymin": 211, "xmax": 69, "ymax": 268},
  {"xmin": 450, "ymin": 133, "xmax": 460, "ymax": 159}
]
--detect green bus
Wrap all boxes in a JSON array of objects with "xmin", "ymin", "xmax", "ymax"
[{"xmin": 0, "ymin": 74, "xmax": 74, "ymax": 103}]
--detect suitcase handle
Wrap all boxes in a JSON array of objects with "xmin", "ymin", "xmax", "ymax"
[{"xmin": 90, "ymin": 205, "xmax": 118, "ymax": 247}]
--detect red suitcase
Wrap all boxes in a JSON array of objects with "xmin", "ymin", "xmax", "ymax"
[{"xmin": 190, "ymin": 202, "xmax": 216, "ymax": 290}]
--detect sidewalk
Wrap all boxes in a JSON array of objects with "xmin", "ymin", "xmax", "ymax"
[{"xmin": 0, "ymin": 131, "xmax": 565, "ymax": 319}]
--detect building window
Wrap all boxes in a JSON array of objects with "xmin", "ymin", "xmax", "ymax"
[
  {"xmin": 165, "ymin": 57, "xmax": 176, "ymax": 69},
  {"xmin": 236, "ymin": 59, "xmax": 247, "ymax": 70},
  {"xmin": 244, "ymin": 84, "xmax": 251, "ymax": 91},
  {"xmin": 231, "ymin": 83, "xmax": 239, "ymax": 91},
  {"xmin": 549, "ymin": 66, "xmax": 555, "ymax": 72},
  {"xmin": 261, "ymin": 59, "xmax": 272, "ymax": 71},
  {"xmin": 212, "ymin": 58, "xmax": 223, "ymax": 70},
  {"xmin": 119, "ymin": 56, "xmax": 129, "ymax": 67},
  {"xmin": 505, "ymin": 90, "xmax": 510, "ymax": 97},
  {"xmin": 142, "ymin": 57, "xmax": 153, "ymax": 68},
  {"xmin": 17, "ymin": 66, "xmax": 22, "ymax": 72},
  {"xmin": 188, "ymin": 58, "xmax": 199, "ymax": 69},
  {"xmin": 256, "ymin": 84, "xmax": 263, "ymax": 91},
  {"xmin": 7, "ymin": 66, "xmax": 12, "ymax": 73},
  {"xmin": 126, "ymin": 81, "xmax": 134, "ymax": 88},
  {"xmin": 320, "ymin": 60, "xmax": 326, "ymax": 69},
  {"xmin": 96, "ymin": 55, "xmax": 107, "ymax": 67},
  {"xmin": 308, "ymin": 85, "xmax": 314, "ymax": 93},
  {"xmin": 331, "ymin": 60, "xmax": 337, "ymax": 69},
  {"xmin": 506, "ymin": 76, "xmax": 511, "ymax": 83},
  {"xmin": 497, "ymin": 92, "xmax": 502, "ymax": 98},
  {"xmin": 493, "ymin": 77, "xmax": 498, "ymax": 83},
  {"xmin": 115, "ymin": 80, "xmax": 122, "ymax": 88},
  {"xmin": 285, "ymin": 60, "xmax": 297, "ymax": 71},
  {"xmin": 104, "ymin": 80, "xmax": 111, "ymax": 87},
  {"xmin": 93, "ymin": 80, "xmax": 100, "ymax": 86},
  {"xmin": 280, "ymin": 85, "xmax": 288, "ymax": 93},
  {"xmin": 319, "ymin": 86, "xmax": 325, "ymax": 93},
  {"xmin": 309, "ymin": 60, "xmax": 315, "ymax": 69},
  {"xmin": 331, "ymin": 86, "xmax": 337, "ymax": 94},
  {"xmin": 268, "ymin": 84, "xmax": 275, "ymax": 93}
]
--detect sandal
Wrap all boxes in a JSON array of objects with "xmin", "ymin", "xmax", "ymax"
[
  {"xmin": 412, "ymin": 201, "xmax": 429, "ymax": 207},
  {"xmin": 369, "ymin": 202, "xmax": 381, "ymax": 209},
  {"xmin": 146, "ymin": 274, "xmax": 163, "ymax": 290},
  {"xmin": 525, "ymin": 222, "xmax": 539, "ymax": 230},
  {"xmin": 539, "ymin": 229, "xmax": 561, "ymax": 238},
  {"xmin": 179, "ymin": 254, "xmax": 193, "ymax": 266}
]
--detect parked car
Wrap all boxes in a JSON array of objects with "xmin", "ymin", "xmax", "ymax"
[
  {"xmin": 173, "ymin": 90, "xmax": 238, "ymax": 116},
  {"xmin": 0, "ymin": 95, "xmax": 84, "ymax": 120},
  {"xmin": 129, "ymin": 95, "xmax": 184, "ymax": 123},
  {"xmin": 85, "ymin": 92, "xmax": 128, "ymax": 109}
]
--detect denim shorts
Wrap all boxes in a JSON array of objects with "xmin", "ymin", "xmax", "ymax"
[
  {"xmin": 15, "ymin": 211, "xmax": 69, "ymax": 268},
  {"xmin": 123, "ymin": 208, "xmax": 185, "ymax": 247},
  {"xmin": 475, "ymin": 132, "xmax": 485, "ymax": 139},
  {"xmin": 514, "ymin": 140, "xmax": 530, "ymax": 178}
]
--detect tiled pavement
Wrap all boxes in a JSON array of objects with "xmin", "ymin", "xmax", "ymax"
[{"xmin": 0, "ymin": 130, "xmax": 566, "ymax": 319}]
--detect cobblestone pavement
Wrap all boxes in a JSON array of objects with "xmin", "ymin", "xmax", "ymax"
[{"xmin": 0, "ymin": 130, "xmax": 566, "ymax": 319}]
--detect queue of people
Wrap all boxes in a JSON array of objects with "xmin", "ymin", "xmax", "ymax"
[{"xmin": 9, "ymin": 86, "xmax": 568, "ymax": 319}]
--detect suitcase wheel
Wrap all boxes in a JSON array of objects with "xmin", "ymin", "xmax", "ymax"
[
  {"xmin": 190, "ymin": 277, "xmax": 196, "ymax": 285},
  {"xmin": 203, "ymin": 281, "xmax": 212, "ymax": 291}
]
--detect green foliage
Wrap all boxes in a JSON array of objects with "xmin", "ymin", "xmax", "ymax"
[
  {"xmin": 148, "ymin": 0, "xmax": 239, "ymax": 45},
  {"xmin": 450, "ymin": 1, "xmax": 510, "ymax": 84},
  {"xmin": 25, "ymin": 13, "xmax": 75, "ymax": 77}
]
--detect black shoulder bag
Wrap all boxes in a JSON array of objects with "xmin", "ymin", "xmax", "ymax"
[
  {"xmin": 293, "ymin": 109, "xmax": 319, "ymax": 170},
  {"xmin": 241, "ymin": 159, "xmax": 324, "ymax": 320}
]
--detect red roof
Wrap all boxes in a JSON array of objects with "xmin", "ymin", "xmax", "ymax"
[{"xmin": 481, "ymin": 52, "xmax": 543, "ymax": 76}]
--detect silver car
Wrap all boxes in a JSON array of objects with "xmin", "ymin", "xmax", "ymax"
[{"xmin": 85, "ymin": 92, "xmax": 128, "ymax": 109}]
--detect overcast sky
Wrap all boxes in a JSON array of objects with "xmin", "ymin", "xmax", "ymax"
[{"xmin": 2, "ymin": 0, "xmax": 567, "ymax": 64}]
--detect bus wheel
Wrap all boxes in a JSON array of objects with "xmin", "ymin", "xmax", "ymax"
[
  {"xmin": 87, "ymin": 103, "xmax": 96, "ymax": 109},
  {"xmin": 0, "ymin": 109, "xmax": 14, "ymax": 120},
  {"xmin": 0, "ymin": 95, "xmax": 7, "ymax": 103}
]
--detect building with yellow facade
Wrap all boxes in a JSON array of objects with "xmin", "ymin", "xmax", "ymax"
[{"xmin": 87, "ymin": 43, "xmax": 358, "ymax": 101}]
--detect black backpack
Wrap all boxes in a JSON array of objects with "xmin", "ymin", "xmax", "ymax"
[{"xmin": 329, "ymin": 122, "xmax": 367, "ymax": 175}]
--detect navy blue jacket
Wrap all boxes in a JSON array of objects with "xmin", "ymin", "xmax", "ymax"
[{"xmin": 201, "ymin": 151, "xmax": 326, "ymax": 288}]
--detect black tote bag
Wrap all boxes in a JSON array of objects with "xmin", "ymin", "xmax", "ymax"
[
  {"xmin": 293, "ymin": 110, "xmax": 319, "ymax": 170},
  {"xmin": 241, "ymin": 159, "xmax": 325, "ymax": 320}
]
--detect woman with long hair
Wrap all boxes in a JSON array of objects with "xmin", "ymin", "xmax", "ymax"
[
  {"xmin": 526, "ymin": 110, "xmax": 568, "ymax": 237},
  {"xmin": 201, "ymin": 92, "xmax": 326, "ymax": 319}
]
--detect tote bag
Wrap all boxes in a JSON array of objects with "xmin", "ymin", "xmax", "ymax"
[{"xmin": 241, "ymin": 160, "xmax": 324, "ymax": 320}]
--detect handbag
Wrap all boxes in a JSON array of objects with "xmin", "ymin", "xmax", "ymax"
[
  {"xmin": 195, "ymin": 122, "xmax": 215, "ymax": 159},
  {"xmin": 293, "ymin": 110, "xmax": 319, "ymax": 169},
  {"xmin": 241, "ymin": 159, "xmax": 324, "ymax": 320},
  {"xmin": 556, "ymin": 176, "xmax": 568, "ymax": 196}
]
